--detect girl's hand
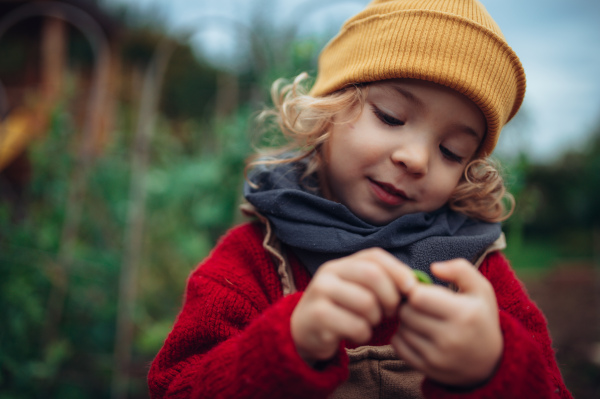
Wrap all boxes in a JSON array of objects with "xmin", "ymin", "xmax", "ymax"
[
  {"xmin": 291, "ymin": 248, "xmax": 416, "ymax": 365},
  {"xmin": 391, "ymin": 259, "xmax": 503, "ymax": 387}
]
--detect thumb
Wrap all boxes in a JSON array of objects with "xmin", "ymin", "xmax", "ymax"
[{"xmin": 430, "ymin": 259, "xmax": 485, "ymax": 294}]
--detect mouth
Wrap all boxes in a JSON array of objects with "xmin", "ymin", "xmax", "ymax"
[{"xmin": 368, "ymin": 178, "xmax": 411, "ymax": 206}]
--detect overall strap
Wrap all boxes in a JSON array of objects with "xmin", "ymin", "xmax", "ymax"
[
  {"xmin": 474, "ymin": 233, "xmax": 506, "ymax": 268},
  {"xmin": 240, "ymin": 203, "xmax": 297, "ymax": 296}
]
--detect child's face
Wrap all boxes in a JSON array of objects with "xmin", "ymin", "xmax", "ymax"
[{"xmin": 320, "ymin": 79, "xmax": 485, "ymax": 226}]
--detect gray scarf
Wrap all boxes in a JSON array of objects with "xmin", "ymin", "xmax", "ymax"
[{"xmin": 244, "ymin": 159, "xmax": 501, "ymax": 284}]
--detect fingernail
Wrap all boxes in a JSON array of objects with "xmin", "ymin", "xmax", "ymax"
[
  {"xmin": 431, "ymin": 262, "xmax": 447, "ymax": 271},
  {"xmin": 402, "ymin": 278, "xmax": 416, "ymax": 293}
]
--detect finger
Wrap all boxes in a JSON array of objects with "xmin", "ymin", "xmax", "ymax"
[
  {"xmin": 332, "ymin": 251, "xmax": 408, "ymax": 317},
  {"xmin": 395, "ymin": 325, "xmax": 454, "ymax": 378},
  {"xmin": 395, "ymin": 324, "xmax": 435, "ymax": 358},
  {"xmin": 404, "ymin": 284, "xmax": 461, "ymax": 319},
  {"xmin": 430, "ymin": 259, "xmax": 489, "ymax": 295},
  {"xmin": 298, "ymin": 300, "xmax": 373, "ymax": 358},
  {"xmin": 393, "ymin": 330, "xmax": 456, "ymax": 385},
  {"xmin": 321, "ymin": 273, "xmax": 383, "ymax": 325},
  {"xmin": 355, "ymin": 247, "xmax": 417, "ymax": 296},
  {"xmin": 398, "ymin": 302, "xmax": 445, "ymax": 336},
  {"xmin": 390, "ymin": 334, "xmax": 426, "ymax": 372},
  {"xmin": 319, "ymin": 303, "xmax": 373, "ymax": 345}
]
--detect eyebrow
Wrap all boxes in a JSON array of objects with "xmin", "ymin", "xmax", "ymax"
[
  {"xmin": 390, "ymin": 85, "xmax": 425, "ymax": 110},
  {"xmin": 450, "ymin": 122, "xmax": 483, "ymax": 142}
]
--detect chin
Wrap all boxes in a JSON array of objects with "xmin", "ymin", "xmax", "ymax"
[
  {"xmin": 359, "ymin": 213, "xmax": 396, "ymax": 227},
  {"xmin": 350, "ymin": 204, "xmax": 406, "ymax": 226}
]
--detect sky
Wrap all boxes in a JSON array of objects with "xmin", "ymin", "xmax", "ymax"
[{"xmin": 104, "ymin": 0, "xmax": 600, "ymax": 163}]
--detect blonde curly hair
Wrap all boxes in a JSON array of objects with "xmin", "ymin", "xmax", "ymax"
[{"xmin": 247, "ymin": 73, "xmax": 514, "ymax": 223}]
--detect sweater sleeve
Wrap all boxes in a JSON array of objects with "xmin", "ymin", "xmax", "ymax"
[
  {"xmin": 147, "ymin": 223, "xmax": 348, "ymax": 399},
  {"xmin": 422, "ymin": 251, "xmax": 573, "ymax": 399}
]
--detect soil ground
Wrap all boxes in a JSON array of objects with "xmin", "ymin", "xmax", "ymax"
[{"xmin": 518, "ymin": 263, "xmax": 600, "ymax": 399}]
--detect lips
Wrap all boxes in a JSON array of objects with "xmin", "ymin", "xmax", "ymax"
[{"xmin": 368, "ymin": 178, "xmax": 410, "ymax": 206}]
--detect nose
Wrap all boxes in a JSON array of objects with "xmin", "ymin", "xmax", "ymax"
[{"xmin": 391, "ymin": 142, "xmax": 429, "ymax": 175}]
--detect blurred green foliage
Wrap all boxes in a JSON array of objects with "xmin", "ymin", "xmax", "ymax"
[
  {"xmin": 1, "ymin": 2, "xmax": 599, "ymax": 398},
  {"xmin": 0, "ymin": 99, "xmax": 255, "ymax": 397},
  {"xmin": 0, "ymin": 1, "xmax": 328, "ymax": 395},
  {"xmin": 501, "ymin": 126, "xmax": 600, "ymax": 270}
]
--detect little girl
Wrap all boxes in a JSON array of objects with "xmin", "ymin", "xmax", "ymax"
[{"xmin": 148, "ymin": 1, "xmax": 572, "ymax": 398}]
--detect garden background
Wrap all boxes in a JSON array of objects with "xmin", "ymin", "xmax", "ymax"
[{"xmin": 0, "ymin": 0, "xmax": 599, "ymax": 398}]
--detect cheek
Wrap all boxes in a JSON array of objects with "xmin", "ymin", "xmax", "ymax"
[
  {"xmin": 430, "ymin": 168, "xmax": 464, "ymax": 202},
  {"xmin": 328, "ymin": 130, "xmax": 369, "ymax": 168}
]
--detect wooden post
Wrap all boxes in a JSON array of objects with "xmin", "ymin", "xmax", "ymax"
[
  {"xmin": 215, "ymin": 71, "xmax": 239, "ymax": 119},
  {"xmin": 41, "ymin": 13, "xmax": 69, "ymax": 346},
  {"xmin": 111, "ymin": 39, "xmax": 176, "ymax": 399},
  {"xmin": 41, "ymin": 14, "xmax": 66, "ymax": 103}
]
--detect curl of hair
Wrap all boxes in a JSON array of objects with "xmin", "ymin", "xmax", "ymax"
[
  {"xmin": 245, "ymin": 72, "xmax": 366, "ymax": 184},
  {"xmin": 247, "ymin": 73, "xmax": 515, "ymax": 223},
  {"xmin": 449, "ymin": 158, "xmax": 515, "ymax": 223}
]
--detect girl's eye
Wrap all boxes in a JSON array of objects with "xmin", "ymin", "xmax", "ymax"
[
  {"xmin": 371, "ymin": 105, "xmax": 405, "ymax": 126},
  {"xmin": 440, "ymin": 145, "xmax": 464, "ymax": 164}
]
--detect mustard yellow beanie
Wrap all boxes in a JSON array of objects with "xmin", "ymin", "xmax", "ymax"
[{"xmin": 310, "ymin": 0, "xmax": 526, "ymax": 156}]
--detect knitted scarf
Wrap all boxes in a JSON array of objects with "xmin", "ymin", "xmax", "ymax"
[{"xmin": 244, "ymin": 160, "xmax": 501, "ymax": 284}]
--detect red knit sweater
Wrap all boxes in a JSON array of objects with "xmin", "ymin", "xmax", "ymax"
[{"xmin": 148, "ymin": 222, "xmax": 572, "ymax": 398}]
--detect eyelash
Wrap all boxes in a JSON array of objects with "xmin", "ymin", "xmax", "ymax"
[
  {"xmin": 371, "ymin": 105, "xmax": 405, "ymax": 126},
  {"xmin": 440, "ymin": 146, "xmax": 464, "ymax": 164},
  {"xmin": 371, "ymin": 104, "xmax": 465, "ymax": 164}
]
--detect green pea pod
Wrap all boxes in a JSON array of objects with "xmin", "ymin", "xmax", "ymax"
[{"xmin": 413, "ymin": 269, "xmax": 432, "ymax": 285}]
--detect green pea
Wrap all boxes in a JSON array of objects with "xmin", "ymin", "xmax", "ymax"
[{"xmin": 413, "ymin": 270, "xmax": 432, "ymax": 285}]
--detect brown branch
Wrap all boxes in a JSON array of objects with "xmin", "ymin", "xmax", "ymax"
[{"xmin": 111, "ymin": 38, "xmax": 176, "ymax": 399}]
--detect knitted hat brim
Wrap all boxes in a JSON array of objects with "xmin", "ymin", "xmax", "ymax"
[{"xmin": 310, "ymin": 10, "xmax": 526, "ymax": 157}]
